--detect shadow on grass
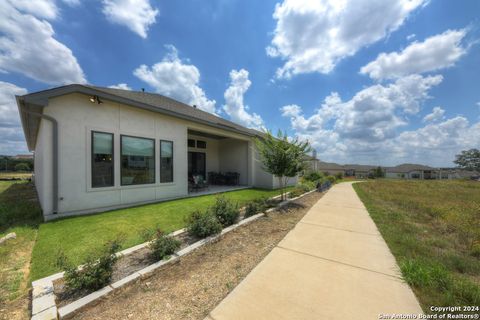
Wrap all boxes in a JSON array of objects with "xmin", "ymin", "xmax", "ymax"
[{"xmin": 0, "ymin": 182, "xmax": 42, "ymax": 233}]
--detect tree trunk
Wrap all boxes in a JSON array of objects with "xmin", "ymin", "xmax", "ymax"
[{"xmin": 278, "ymin": 176, "xmax": 284, "ymax": 201}]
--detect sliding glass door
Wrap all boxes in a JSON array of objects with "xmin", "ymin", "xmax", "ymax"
[{"xmin": 188, "ymin": 152, "xmax": 206, "ymax": 180}]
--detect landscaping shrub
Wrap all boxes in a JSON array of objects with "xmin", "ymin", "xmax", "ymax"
[
  {"xmin": 56, "ymin": 240, "xmax": 121, "ymax": 292},
  {"xmin": 209, "ymin": 195, "xmax": 239, "ymax": 227},
  {"xmin": 244, "ymin": 197, "xmax": 273, "ymax": 218},
  {"xmin": 303, "ymin": 171, "xmax": 323, "ymax": 182},
  {"xmin": 186, "ymin": 210, "xmax": 222, "ymax": 238},
  {"xmin": 149, "ymin": 229, "xmax": 180, "ymax": 261},
  {"xmin": 334, "ymin": 172, "xmax": 343, "ymax": 180},
  {"xmin": 288, "ymin": 188, "xmax": 304, "ymax": 198},
  {"xmin": 326, "ymin": 175, "xmax": 336, "ymax": 184}
]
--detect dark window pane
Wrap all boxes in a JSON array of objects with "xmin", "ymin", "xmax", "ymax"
[
  {"xmin": 121, "ymin": 136, "xmax": 155, "ymax": 185},
  {"xmin": 196, "ymin": 140, "xmax": 206, "ymax": 149},
  {"xmin": 160, "ymin": 140, "xmax": 173, "ymax": 183},
  {"xmin": 92, "ymin": 132, "xmax": 113, "ymax": 188},
  {"xmin": 188, "ymin": 139, "xmax": 195, "ymax": 148}
]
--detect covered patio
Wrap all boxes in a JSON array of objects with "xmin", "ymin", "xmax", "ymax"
[
  {"xmin": 187, "ymin": 185, "xmax": 251, "ymax": 197},
  {"xmin": 187, "ymin": 128, "xmax": 252, "ymax": 193}
]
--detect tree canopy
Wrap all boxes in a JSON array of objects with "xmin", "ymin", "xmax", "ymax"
[
  {"xmin": 255, "ymin": 130, "xmax": 311, "ymax": 200},
  {"xmin": 454, "ymin": 149, "xmax": 480, "ymax": 171}
]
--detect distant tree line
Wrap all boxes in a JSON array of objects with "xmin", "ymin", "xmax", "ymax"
[{"xmin": 0, "ymin": 155, "xmax": 34, "ymax": 172}]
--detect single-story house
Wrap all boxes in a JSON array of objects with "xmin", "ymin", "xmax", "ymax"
[
  {"xmin": 385, "ymin": 164, "xmax": 437, "ymax": 179},
  {"xmin": 16, "ymin": 84, "xmax": 296, "ymax": 221},
  {"xmin": 343, "ymin": 164, "xmax": 377, "ymax": 178}
]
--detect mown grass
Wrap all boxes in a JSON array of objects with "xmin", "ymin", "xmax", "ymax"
[
  {"xmin": 0, "ymin": 171, "xmax": 32, "ymax": 179},
  {"xmin": 0, "ymin": 181, "xmax": 42, "ymax": 316},
  {"xmin": 354, "ymin": 180, "xmax": 480, "ymax": 313},
  {"xmin": 30, "ymin": 187, "xmax": 292, "ymax": 280}
]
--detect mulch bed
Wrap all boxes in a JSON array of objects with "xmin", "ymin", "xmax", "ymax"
[
  {"xmin": 69, "ymin": 191, "xmax": 323, "ymax": 320},
  {"xmin": 53, "ymin": 199, "xmax": 284, "ymax": 308}
]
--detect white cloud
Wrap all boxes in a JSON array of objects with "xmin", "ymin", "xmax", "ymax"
[
  {"xmin": 133, "ymin": 45, "xmax": 217, "ymax": 114},
  {"xmin": 361, "ymin": 29, "xmax": 467, "ymax": 80},
  {"xmin": 0, "ymin": 1, "xmax": 86, "ymax": 85},
  {"xmin": 279, "ymin": 74, "xmax": 464, "ymax": 165},
  {"xmin": 406, "ymin": 33, "xmax": 416, "ymax": 40},
  {"xmin": 423, "ymin": 106, "xmax": 445, "ymax": 122},
  {"xmin": 62, "ymin": 0, "xmax": 81, "ymax": 6},
  {"xmin": 267, "ymin": 0, "xmax": 427, "ymax": 79},
  {"xmin": 108, "ymin": 83, "xmax": 132, "ymax": 90},
  {"xmin": 391, "ymin": 117, "xmax": 480, "ymax": 165},
  {"xmin": 0, "ymin": 81, "xmax": 29, "ymax": 155},
  {"xmin": 223, "ymin": 69, "xmax": 264, "ymax": 129},
  {"xmin": 102, "ymin": 0, "xmax": 159, "ymax": 38},
  {"xmin": 8, "ymin": 0, "xmax": 58, "ymax": 20}
]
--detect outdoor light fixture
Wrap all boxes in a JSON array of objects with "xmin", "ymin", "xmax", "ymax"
[{"xmin": 89, "ymin": 95, "xmax": 103, "ymax": 104}]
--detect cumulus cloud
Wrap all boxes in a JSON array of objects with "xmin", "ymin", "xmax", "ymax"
[
  {"xmin": 102, "ymin": 0, "xmax": 159, "ymax": 38},
  {"xmin": 267, "ymin": 0, "xmax": 426, "ymax": 79},
  {"xmin": 134, "ymin": 45, "xmax": 217, "ymax": 114},
  {"xmin": 108, "ymin": 83, "xmax": 132, "ymax": 90},
  {"xmin": 361, "ymin": 29, "xmax": 467, "ymax": 80},
  {"xmin": 279, "ymin": 74, "xmax": 468, "ymax": 165},
  {"xmin": 9, "ymin": 0, "xmax": 58, "ymax": 20},
  {"xmin": 0, "ymin": 81, "xmax": 29, "ymax": 155},
  {"xmin": 423, "ymin": 106, "xmax": 445, "ymax": 122},
  {"xmin": 223, "ymin": 69, "xmax": 264, "ymax": 129},
  {"xmin": 0, "ymin": 1, "xmax": 86, "ymax": 85}
]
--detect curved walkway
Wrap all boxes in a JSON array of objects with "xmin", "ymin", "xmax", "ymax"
[{"xmin": 206, "ymin": 182, "xmax": 422, "ymax": 320}]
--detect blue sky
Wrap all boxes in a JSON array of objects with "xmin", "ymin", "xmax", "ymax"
[{"xmin": 0, "ymin": 0, "xmax": 479, "ymax": 166}]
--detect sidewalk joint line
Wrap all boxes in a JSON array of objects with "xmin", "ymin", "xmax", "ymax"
[
  {"xmin": 298, "ymin": 221, "xmax": 380, "ymax": 237},
  {"xmin": 276, "ymin": 246, "xmax": 403, "ymax": 280}
]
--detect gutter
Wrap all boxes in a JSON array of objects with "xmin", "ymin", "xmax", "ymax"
[{"xmin": 19, "ymin": 101, "xmax": 59, "ymax": 214}]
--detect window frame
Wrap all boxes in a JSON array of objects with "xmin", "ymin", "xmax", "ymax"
[
  {"xmin": 188, "ymin": 139, "xmax": 196, "ymax": 148},
  {"xmin": 120, "ymin": 134, "xmax": 156, "ymax": 186},
  {"xmin": 196, "ymin": 140, "xmax": 207, "ymax": 149},
  {"xmin": 91, "ymin": 130, "xmax": 114, "ymax": 188},
  {"xmin": 160, "ymin": 140, "xmax": 174, "ymax": 183}
]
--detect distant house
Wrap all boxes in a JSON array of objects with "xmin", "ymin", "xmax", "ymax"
[
  {"xmin": 343, "ymin": 164, "xmax": 377, "ymax": 179},
  {"xmin": 16, "ymin": 84, "xmax": 297, "ymax": 220},
  {"xmin": 385, "ymin": 164, "xmax": 437, "ymax": 179}
]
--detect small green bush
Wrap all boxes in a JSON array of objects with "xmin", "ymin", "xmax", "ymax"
[
  {"xmin": 303, "ymin": 171, "xmax": 323, "ymax": 182},
  {"xmin": 326, "ymin": 175, "xmax": 336, "ymax": 184},
  {"xmin": 149, "ymin": 229, "xmax": 181, "ymax": 261},
  {"xmin": 186, "ymin": 210, "xmax": 222, "ymax": 238},
  {"xmin": 244, "ymin": 197, "xmax": 273, "ymax": 218},
  {"xmin": 210, "ymin": 195, "xmax": 239, "ymax": 227},
  {"xmin": 334, "ymin": 172, "xmax": 343, "ymax": 180},
  {"xmin": 56, "ymin": 240, "xmax": 121, "ymax": 292},
  {"xmin": 288, "ymin": 188, "xmax": 304, "ymax": 198}
]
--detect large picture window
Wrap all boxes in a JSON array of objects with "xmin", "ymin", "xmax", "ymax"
[
  {"xmin": 121, "ymin": 135, "xmax": 155, "ymax": 185},
  {"xmin": 160, "ymin": 140, "xmax": 174, "ymax": 183},
  {"xmin": 92, "ymin": 131, "xmax": 114, "ymax": 188}
]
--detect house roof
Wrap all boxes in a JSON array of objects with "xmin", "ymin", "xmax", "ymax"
[
  {"xmin": 16, "ymin": 84, "xmax": 261, "ymax": 151},
  {"xmin": 316, "ymin": 161, "xmax": 345, "ymax": 170},
  {"xmin": 386, "ymin": 163, "xmax": 435, "ymax": 173},
  {"xmin": 343, "ymin": 164, "xmax": 377, "ymax": 171}
]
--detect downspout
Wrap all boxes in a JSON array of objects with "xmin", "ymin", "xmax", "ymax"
[{"xmin": 23, "ymin": 108, "xmax": 59, "ymax": 214}]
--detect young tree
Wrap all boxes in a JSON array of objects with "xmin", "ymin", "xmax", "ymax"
[
  {"xmin": 374, "ymin": 166, "xmax": 384, "ymax": 178},
  {"xmin": 255, "ymin": 130, "xmax": 311, "ymax": 200},
  {"xmin": 454, "ymin": 149, "xmax": 480, "ymax": 171}
]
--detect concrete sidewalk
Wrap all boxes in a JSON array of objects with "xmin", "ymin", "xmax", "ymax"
[{"xmin": 206, "ymin": 182, "xmax": 423, "ymax": 320}]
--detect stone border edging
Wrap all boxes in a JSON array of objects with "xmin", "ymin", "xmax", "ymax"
[{"xmin": 31, "ymin": 189, "xmax": 317, "ymax": 320}]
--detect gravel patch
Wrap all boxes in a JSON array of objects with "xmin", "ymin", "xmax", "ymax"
[{"xmin": 71, "ymin": 191, "xmax": 323, "ymax": 320}]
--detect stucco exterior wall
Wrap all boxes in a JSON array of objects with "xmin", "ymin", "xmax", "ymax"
[
  {"xmin": 33, "ymin": 119, "xmax": 53, "ymax": 214},
  {"xmin": 33, "ymin": 92, "xmax": 290, "ymax": 219},
  {"xmin": 218, "ymin": 139, "xmax": 249, "ymax": 185}
]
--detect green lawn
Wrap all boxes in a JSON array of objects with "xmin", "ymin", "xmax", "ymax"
[
  {"xmin": 0, "ymin": 181, "xmax": 42, "ymax": 313},
  {"xmin": 30, "ymin": 187, "xmax": 292, "ymax": 280},
  {"xmin": 354, "ymin": 180, "xmax": 480, "ymax": 312}
]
